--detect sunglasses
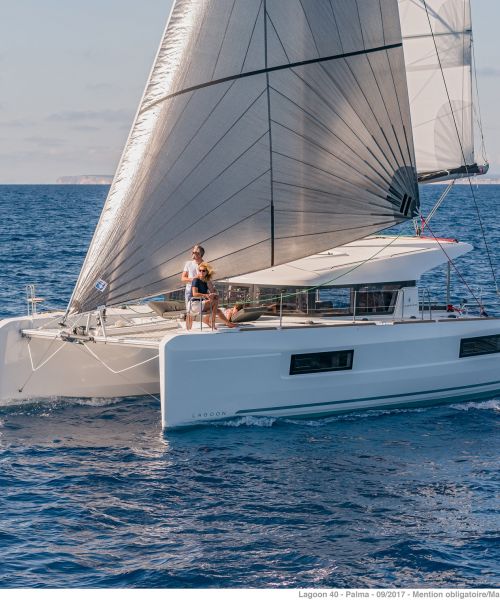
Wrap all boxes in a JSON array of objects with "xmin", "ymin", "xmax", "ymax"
[{"xmin": 199, "ymin": 268, "xmax": 207, "ymax": 272}]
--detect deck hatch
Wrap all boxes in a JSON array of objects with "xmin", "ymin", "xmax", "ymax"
[{"xmin": 290, "ymin": 350, "xmax": 353, "ymax": 375}]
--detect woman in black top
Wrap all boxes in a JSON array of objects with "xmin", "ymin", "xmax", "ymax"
[{"xmin": 188, "ymin": 263, "xmax": 235, "ymax": 330}]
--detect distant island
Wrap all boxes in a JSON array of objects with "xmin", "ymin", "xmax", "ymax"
[
  {"xmin": 436, "ymin": 175, "xmax": 500, "ymax": 185},
  {"xmin": 56, "ymin": 175, "xmax": 113, "ymax": 185}
]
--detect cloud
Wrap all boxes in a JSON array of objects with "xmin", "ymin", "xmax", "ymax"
[
  {"xmin": 71, "ymin": 125, "xmax": 100, "ymax": 132},
  {"xmin": 86, "ymin": 82, "xmax": 122, "ymax": 93},
  {"xmin": 1, "ymin": 118, "xmax": 37, "ymax": 128},
  {"xmin": 47, "ymin": 108, "xmax": 131, "ymax": 124},
  {"xmin": 24, "ymin": 136, "xmax": 66, "ymax": 146}
]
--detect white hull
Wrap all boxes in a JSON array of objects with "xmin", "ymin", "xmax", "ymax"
[
  {"xmin": 161, "ymin": 318, "xmax": 500, "ymax": 428},
  {"xmin": 0, "ymin": 314, "xmax": 160, "ymax": 402},
  {"xmin": 2, "ymin": 309, "xmax": 499, "ymax": 429}
]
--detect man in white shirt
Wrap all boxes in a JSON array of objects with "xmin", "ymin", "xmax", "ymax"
[{"xmin": 181, "ymin": 245, "xmax": 205, "ymax": 307}]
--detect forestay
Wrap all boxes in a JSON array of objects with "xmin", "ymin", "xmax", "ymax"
[
  {"xmin": 399, "ymin": 0, "xmax": 485, "ymax": 182},
  {"xmin": 69, "ymin": 0, "xmax": 419, "ymax": 314}
]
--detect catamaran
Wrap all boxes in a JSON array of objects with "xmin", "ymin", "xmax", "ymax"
[{"xmin": 1, "ymin": 0, "xmax": 498, "ymax": 428}]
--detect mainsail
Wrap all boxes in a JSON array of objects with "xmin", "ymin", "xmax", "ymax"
[
  {"xmin": 399, "ymin": 0, "xmax": 487, "ymax": 182},
  {"xmin": 69, "ymin": 0, "xmax": 419, "ymax": 314}
]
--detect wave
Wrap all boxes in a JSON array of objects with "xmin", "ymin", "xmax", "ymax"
[
  {"xmin": 450, "ymin": 398, "xmax": 500, "ymax": 412},
  {"xmin": 214, "ymin": 415, "xmax": 277, "ymax": 428},
  {"xmin": 0, "ymin": 395, "xmax": 125, "ymax": 415}
]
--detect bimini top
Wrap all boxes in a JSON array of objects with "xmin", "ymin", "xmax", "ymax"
[{"xmin": 226, "ymin": 235, "xmax": 472, "ymax": 287}]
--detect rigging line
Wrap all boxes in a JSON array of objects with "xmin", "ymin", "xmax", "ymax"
[
  {"xmin": 275, "ymin": 220, "xmax": 399, "ymax": 241},
  {"xmin": 264, "ymin": 0, "xmax": 275, "ymax": 266},
  {"xmin": 423, "ymin": 180, "xmax": 455, "ymax": 229},
  {"xmin": 82, "ymin": 344, "xmax": 159, "ymax": 375},
  {"xmin": 403, "ymin": 31, "xmax": 469, "ymax": 41},
  {"xmin": 421, "ymin": 221, "xmax": 483, "ymax": 309},
  {"xmin": 139, "ymin": 42, "xmax": 403, "ymax": 112},
  {"xmin": 461, "ymin": 0, "xmax": 468, "ymax": 160},
  {"xmin": 423, "ymin": 1, "xmax": 498, "ymax": 294},
  {"xmin": 80, "ymin": 344, "xmax": 160, "ymax": 403},
  {"xmin": 245, "ymin": 233, "xmax": 408, "ymax": 307},
  {"xmin": 26, "ymin": 339, "xmax": 66, "ymax": 372},
  {"xmin": 18, "ymin": 335, "xmax": 65, "ymax": 392},
  {"xmin": 471, "ymin": 34, "xmax": 487, "ymax": 161}
]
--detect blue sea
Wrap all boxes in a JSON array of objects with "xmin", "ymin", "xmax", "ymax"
[{"xmin": 0, "ymin": 184, "xmax": 499, "ymax": 588}]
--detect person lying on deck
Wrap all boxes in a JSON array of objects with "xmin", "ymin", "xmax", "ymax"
[
  {"xmin": 224, "ymin": 302, "xmax": 243, "ymax": 322},
  {"xmin": 186, "ymin": 263, "xmax": 236, "ymax": 330}
]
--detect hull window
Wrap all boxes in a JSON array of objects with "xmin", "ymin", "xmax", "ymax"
[
  {"xmin": 460, "ymin": 334, "xmax": 500, "ymax": 358},
  {"xmin": 290, "ymin": 350, "xmax": 354, "ymax": 375}
]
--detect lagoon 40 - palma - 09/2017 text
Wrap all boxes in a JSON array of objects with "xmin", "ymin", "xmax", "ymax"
[{"xmin": 1, "ymin": 0, "xmax": 499, "ymax": 429}]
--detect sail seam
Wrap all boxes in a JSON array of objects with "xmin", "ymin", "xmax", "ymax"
[
  {"xmin": 273, "ymin": 180, "xmax": 399, "ymax": 212},
  {"xmin": 140, "ymin": 42, "xmax": 403, "ymax": 112},
  {"xmin": 100, "ymin": 130, "xmax": 271, "ymax": 286},
  {"xmin": 131, "ymin": 170, "xmax": 272, "ymax": 273},
  {"xmin": 240, "ymin": 0, "xmax": 264, "ymax": 73},
  {"xmin": 268, "ymin": 84, "xmax": 393, "ymax": 190},
  {"xmin": 285, "ymin": 66, "xmax": 397, "ymax": 188},
  {"xmin": 105, "ymin": 206, "xmax": 272, "ymax": 299}
]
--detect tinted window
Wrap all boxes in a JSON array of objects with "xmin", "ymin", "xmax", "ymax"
[
  {"xmin": 290, "ymin": 350, "xmax": 353, "ymax": 375},
  {"xmin": 460, "ymin": 334, "xmax": 500, "ymax": 358}
]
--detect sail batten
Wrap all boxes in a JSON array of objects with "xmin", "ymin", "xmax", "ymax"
[
  {"xmin": 141, "ymin": 42, "xmax": 405, "ymax": 109},
  {"xmin": 70, "ymin": 0, "xmax": 419, "ymax": 314}
]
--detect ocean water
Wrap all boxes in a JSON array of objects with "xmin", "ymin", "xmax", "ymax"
[{"xmin": 0, "ymin": 184, "xmax": 499, "ymax": 588}]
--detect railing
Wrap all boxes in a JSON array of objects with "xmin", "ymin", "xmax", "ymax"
[
  {"xmin": 419, "ymin": 288, "xmax": 432, "ymax": 320},
  {"xmin": 26, "ymin": 284, "xmax": 44, "ymax": 316}
]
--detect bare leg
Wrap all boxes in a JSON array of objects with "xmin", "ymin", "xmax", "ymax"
[
  {"xmin": 211, "ymin": 299, "xmax": 217, "ymax": 330},
  {"xmin": 215, "ymin": 308, "xmax": 236, "ymax": 327}
]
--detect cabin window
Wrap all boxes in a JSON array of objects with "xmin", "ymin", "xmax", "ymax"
[
  {"xmin": 290, "ymin": 350, "xmax": 353, "ymax": 375},
  {"xmin": 459, "ymin": 334, "xmax": 500, "ymax": 358},
  {"xmin": 353, "ymin": 284, "xmax": 403, "ymax": 315}
]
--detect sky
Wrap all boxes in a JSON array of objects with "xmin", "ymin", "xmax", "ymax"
[{"xmin": 1, "ymin": 0, "xmax": 499, "ymax": 184}]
